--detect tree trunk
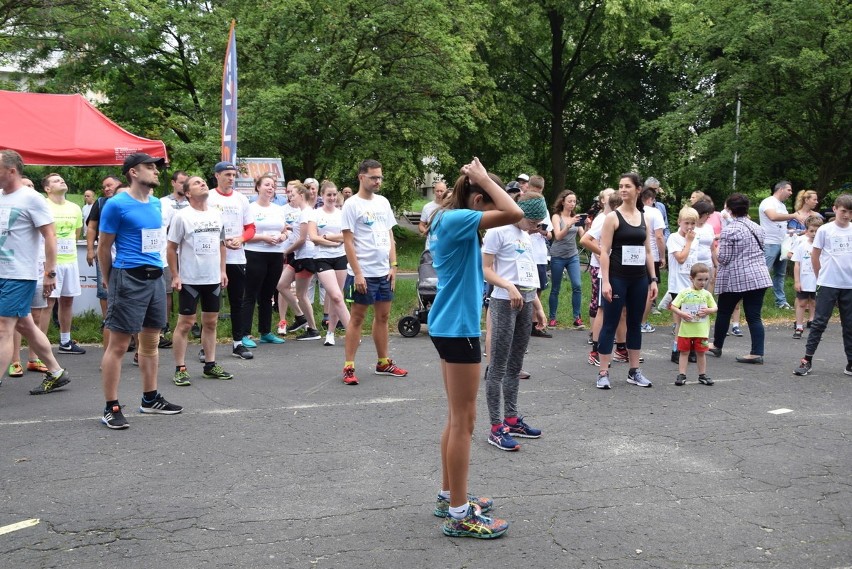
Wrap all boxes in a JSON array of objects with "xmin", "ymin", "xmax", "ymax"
[{"xmin": 549, "ymin": 9, "xmax": 566, "ymax": 195}]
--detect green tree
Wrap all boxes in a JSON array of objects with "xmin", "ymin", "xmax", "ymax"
[
  {"xmin": 455, "ymin": 0, "xmax": 671, "ymax": 202},
  {"xmin": 235, "ymin": 0, "xmax": 491, "ymax": 207},
  {"xmin": 655, "ymin": 0, "xmax": 851, "ymax": 198}
]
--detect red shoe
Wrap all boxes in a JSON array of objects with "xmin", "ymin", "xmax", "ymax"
[
  {"xmin": 27, "ymin": 359, "xmax": 48, "ymax": 373},
  {"xmin": 375, "ymin": 359, "xmax": 408, "ymax": 377},
  {"xmin": 343, "ymin": 366, "xmax": 359, "ymax": 385}
]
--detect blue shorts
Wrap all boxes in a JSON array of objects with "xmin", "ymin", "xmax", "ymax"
[
  {"xmin": 344, "ymin": 275, "xmax": 394, "ymax": 306},
  {"xmin": 0, "ymin": 279, "xmax": 36, "ymax": 317}
]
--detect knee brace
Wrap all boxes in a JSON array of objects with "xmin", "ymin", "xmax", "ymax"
[{"xmin": 137, "ymin": 330, "xmax": 160, "ymax": 357}]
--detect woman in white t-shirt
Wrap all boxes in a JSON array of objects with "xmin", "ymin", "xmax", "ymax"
[
  {"xmin": 277, "ymin": 183, "xmax": 319, "ymax": 339},
  {"xmin": 307, "ymin": 181, "xmax": 350, "ymax": 346},
  {"xmin": 243, "ymin": 174, "xmax": 288, "ymax": 345}
]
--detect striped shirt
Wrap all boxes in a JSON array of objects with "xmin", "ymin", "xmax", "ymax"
[{"xmin": 715, "ymin": 217, "xmax": 772, "ymax": 294}]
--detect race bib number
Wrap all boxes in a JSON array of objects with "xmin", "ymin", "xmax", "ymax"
[
  {"xmin": 224, "ymin": 222, "xmax": 240, "ymax": 238},
  {"xmin": 194, "ymin": 233, "xmax": 217, "ymax": 255},
  {"xmin": 141, "ymin": 228, "xmax": 161, "ymax": 253},
  {"xmin": 57, "ymin": 238, "xmax": 75, "ymax": 256},
  {"xmin": 682, "ymin": 303, "xmax": 708, "ymax": 323},
  {"xmin": 517, "ymin": 259, "xmax": 538, "ymax": 288},
  {"xmin": 622, "ymin": 245, "xmax": 646, "ymax": 266},
  {"xmin": 831, "ymin": 235, "xmax": 852, "ymax": 255},
  {"xmin": 373, "ymin": 229, "xmax": 390, "ymax": 249},
  {"xmin": 679, "ymin": 252, "xmax": 698, "ymax": 274}
]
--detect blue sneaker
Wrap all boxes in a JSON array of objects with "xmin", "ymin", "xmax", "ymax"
[
  {"xmin": 487, "ymin": 425, "xmax": 520, "ymax": 451},
  {"xmin": 241, "ymin": 336, "xmax": 258, "ymax": 348},
  {"xmin": 504, "ymin": 416, "xmax": 541, "ymax": 439},
  {"xmin": 259, "ymin": 332, "xmax": 285, "ymax": 344}
]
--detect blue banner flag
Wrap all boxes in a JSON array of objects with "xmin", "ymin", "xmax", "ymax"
[{"xmin": 221, "ymin": 20, "xmax": 238, "ymax": 162}]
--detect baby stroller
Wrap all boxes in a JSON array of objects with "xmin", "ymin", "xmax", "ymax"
[{"xmin": 398, "ymin": 250, "xmax": 437, "ymax": 337}]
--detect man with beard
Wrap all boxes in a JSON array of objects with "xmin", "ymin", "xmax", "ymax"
[{"xmin": 98, "ymin": 153, "xmax": 182, "ymax": 429}]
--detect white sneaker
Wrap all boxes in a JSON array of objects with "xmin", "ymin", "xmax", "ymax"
[
  {"xmin": 277, "ymin": 320, "xmax": 287, "ymax": 334},
  {"xmin": 324, "ymin": 332, "xmax": 335, "ymax": 346}
]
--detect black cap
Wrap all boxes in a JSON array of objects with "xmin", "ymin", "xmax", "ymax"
[
  {"xmin": 505, "ymin": 181, "xmax": 522, "ymax": 193},
  {"xmin": 122, "ymin": 153, "xmax": 165, "ymax": 175}
]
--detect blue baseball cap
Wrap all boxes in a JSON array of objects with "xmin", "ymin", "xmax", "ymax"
[{"xmin": 214, "ymin": 161, "xmax": 237, "ymax": 173}]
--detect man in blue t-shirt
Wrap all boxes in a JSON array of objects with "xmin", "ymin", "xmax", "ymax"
[{"xmin": 97, "ymin": 153, "xmax": 183, "ymax": 430}]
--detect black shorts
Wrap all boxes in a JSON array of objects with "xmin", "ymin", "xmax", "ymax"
[
  {"xmin": 430, "ymin": 336, "xmax": 482, "ymax": 364},
  {"xmin": 290, "ymin": 257, "xmax": 315, "ymax": 276},
  {"xmin": 179, "ymin": 283, "xmax": 222, "ymax": 315},
  {"xmin": 315, "ymin": 255, "xmax": 347, "ymax": 273},
  {"xmin": 796, "ymin": 290, "xmax": 816, "ymax": 301}
]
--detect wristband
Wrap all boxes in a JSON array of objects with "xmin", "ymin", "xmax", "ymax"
[{"xmin": 391, "ymin": 262, "xmax": 398, "ymax": 267}]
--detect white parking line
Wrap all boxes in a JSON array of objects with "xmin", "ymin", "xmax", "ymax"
[
  {"xmin": 0, "ymin": 518, "xmax": 39, "ymax": 536},
  {"xmin": 0, "ymin": 398, "xmax": 419, "ymax": 427}
]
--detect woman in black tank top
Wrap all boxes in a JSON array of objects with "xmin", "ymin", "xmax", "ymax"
[{"xmin": 595, "ymin": 173, "xmax": 659, "ymax": 389}]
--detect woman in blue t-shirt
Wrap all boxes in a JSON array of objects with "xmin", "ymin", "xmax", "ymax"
[{"xmin": 426, "ymin": 158, "xmax": 522, "ymax": 539}]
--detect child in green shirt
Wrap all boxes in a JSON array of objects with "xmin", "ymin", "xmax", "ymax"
[{"xmin": 669, "ymin": 263, "xmax": 718, "ymax": 386}]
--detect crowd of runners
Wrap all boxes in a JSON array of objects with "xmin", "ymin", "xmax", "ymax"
[{"xmin": 1, "ymin": 148, "xmax": 850, "ymax": 540}]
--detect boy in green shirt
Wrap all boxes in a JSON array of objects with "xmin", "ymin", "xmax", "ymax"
[{"xmin": 670, "ymin": 263, "xmax": 717, "ymax": 386}]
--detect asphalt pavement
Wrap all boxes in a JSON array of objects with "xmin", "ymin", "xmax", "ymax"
[{"xmin": 1, "ymin": 322, "xmax": 850, "ymax": 568}]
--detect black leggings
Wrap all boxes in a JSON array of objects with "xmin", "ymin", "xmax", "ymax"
[
  {"xmin": 243, "ymin": 250, "xmax": 284, "ymax": 336},
  {"xmin": 225, "ymin": 264, "xmax": 248, "ymax": 341},
  {"xmin": 598, "ymin": 275, "xmax": 649, "ymax": 355}
]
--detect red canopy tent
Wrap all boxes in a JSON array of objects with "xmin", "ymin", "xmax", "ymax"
[{"xmin": 0, "ymin": 90, "xmax": 168, "ymax": 166}]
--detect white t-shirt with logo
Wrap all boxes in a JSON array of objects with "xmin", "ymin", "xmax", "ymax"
[
  {"xmin": 759, "ymin": 195, "xmax": 789, "ymax": 245},
  {"xmin": 644, "ymin": 206, "xmax": 666, "ymax": 262},
  {"xmin": 167, "ymin": 207, "xmax": 225, "ymax": 285},
  {"xmin": 293, "ymin": 206, "xmax": 317, "ymax": 260},
  {"xmin": 312, "ymin": 208, "xmax": 345, "ymax": 259},
  {"xmin": 813, "ymin": 221, "xmax": 852, "ymax": 288},
  {"xmin": 530, "ymin": 217, "xmax": 553, "ymax": 264},
  {"xmin": 0, "ymin": 186, "xmax": 54, "ymax": 281},
  {"xmin": 587, "ymin": 214, "xmax": 606, "ymax": 269},
  {"xmin": 341, "ymin": 194, "xmax": 397, "ymax": 277},
  {"xmin": 791, "ymin": 237, "xmax": 817, "ymax": 292},
  {"xmin": 482, "ymin": 224, "xmax": 538, "ymax": 299},
  {"xmin": 245, "ymin": 202, "xmax": 287, "ymax": 253},
  {"xmin": 280, "ymin": 204, "xmax": 301, "ymax": 250},
  {"xmin": 666, "ymin": 232, "xmax": 698, "ymax": 295},
  {"xmin": 207, "ymin": 189, "xmax": 254, "ymax": 264}
]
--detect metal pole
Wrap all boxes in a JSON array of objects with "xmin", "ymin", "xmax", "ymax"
[{"xmin": 732, "ymin": 96, "xmax": 741, "ymax": 191}]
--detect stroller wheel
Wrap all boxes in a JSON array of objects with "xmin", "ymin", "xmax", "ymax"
[{"xmin": 398, "ymin": 315, "xmax": 421, "ymax": 338}]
